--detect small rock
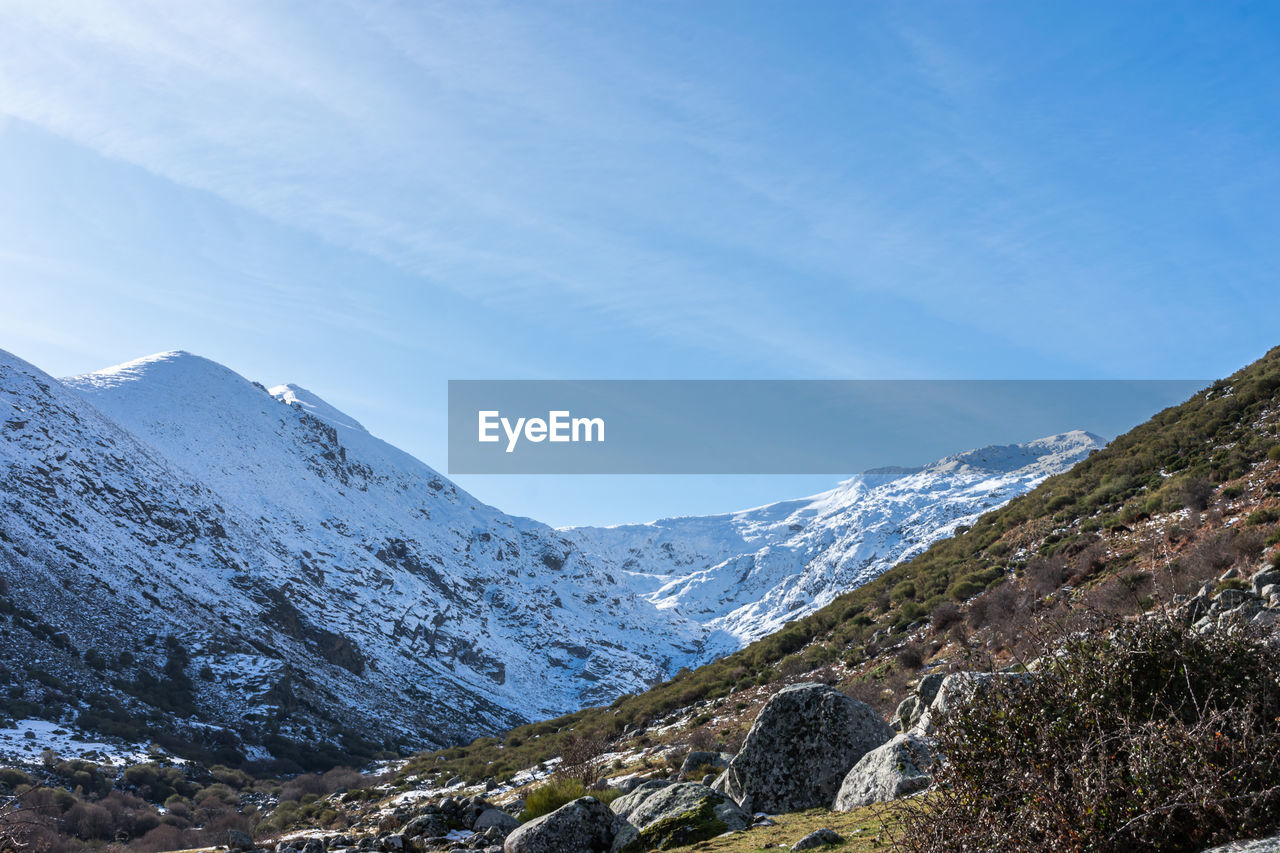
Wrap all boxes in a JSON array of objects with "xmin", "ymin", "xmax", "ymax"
[{"xmin": 792, "ymin": 828, "xmax": 843, "ymax": 850}]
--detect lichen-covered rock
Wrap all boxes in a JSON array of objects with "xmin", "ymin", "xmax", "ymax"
[
  {"xmin": 609, "ymin": 779, "xmax": 674, "ymax": 821},
  {"xmin": 833, "ymin": 733, "xmax": 935, "ymax": 809},
  {"xmin": 612, "ymin": 783, "xmax": 749, "ymax": 852},
  {"xmin": 720, "ymin": 682, "xmax": 893, "ymax": 813},
  {"xmin": 503, "ymin": 797, "xmax": 628, "ymax": 853}
]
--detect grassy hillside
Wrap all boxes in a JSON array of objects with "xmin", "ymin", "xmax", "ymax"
[{"xmin": 402, "ymin": 345, "xmax": 1280, "ymax": 786}]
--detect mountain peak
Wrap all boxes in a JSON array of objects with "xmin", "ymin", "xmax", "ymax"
[
  {"xmin": 269, "ymin": 383, "xmax": 367, "ymax": 433},
  {"xmin": 63, "ymin": 350, "xmax": 242, "ymax": 393}
]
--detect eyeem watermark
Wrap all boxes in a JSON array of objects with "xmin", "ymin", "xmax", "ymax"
[
  {"xmin": 478, "ymin": 410, "xmax": 605, "ymax": 453},
  {"xmin": 449, "ymin": 379, "xmax": 1209, "ymax": 474}
]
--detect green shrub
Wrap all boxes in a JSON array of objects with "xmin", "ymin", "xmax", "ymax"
[
  {"xmin": 1246, "ymin": 508, "xmax": 1279, "ymax": 526},
  {"xmin": 900, "ymin": 617, "xmax": 1280, "ymax": 852},
  {"xmin": 946, "ymin": 579, "xmax": 985, "ymax": 601},
  {"xmin": 519, "ymin": 779, "xmax": 620, "ymax": 822}
]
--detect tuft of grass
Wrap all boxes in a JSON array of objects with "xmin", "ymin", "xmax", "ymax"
[{"xmin": 519, "ymin": 779, "xmax": 622, "ymax": 822}]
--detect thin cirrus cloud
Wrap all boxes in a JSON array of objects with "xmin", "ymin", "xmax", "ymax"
[
  {"xmin": 0, "ymin": 0, "xmax": 1276, "ymax": 388},
  {"xmin": 0, "ymin": 0, "xmax": 907, "ymax": 376}
]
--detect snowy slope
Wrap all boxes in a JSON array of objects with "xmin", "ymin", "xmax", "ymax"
[
  {"xmin": 0, "ymin": 349, "xmax": 709, "ymax": 758},
  {"xmin": 566, "ymin": 431, "xmax": 1102, "ymax": 643},
  {"xmin": 62, "ymin": 352, "xmax": 712, "ymax": 720}
]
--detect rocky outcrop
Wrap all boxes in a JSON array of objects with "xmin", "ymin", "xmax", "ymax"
[
  {"xmin": 610, "ymin": 782, "xmax": 749, "ymax": 851},
  {"xmin": 833, "ymin": 733, "xmax": 935, "ymax": 810},
  {"xmin": 891, "ymin": 673, "xmax": 945, "ymax": 733},
  {"xmin": 913, "ymin": 672, "xmax": 1027, "ymax": 736},
  {"xmin": 1183, "ymin": 569, "xmax": 1280, "ymax": 634},
  {"xmin": 719, "ymin": 682, "xmax": 893, "ymax": 813},
  {"xmin": 503, "ymin": 797, "xmax": 629, "ymax": 853}
]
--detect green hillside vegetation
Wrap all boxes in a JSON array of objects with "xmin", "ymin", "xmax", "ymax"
[{"xmin": 401, "ymin": 346, "xmax": 1280, "ymax": 787}]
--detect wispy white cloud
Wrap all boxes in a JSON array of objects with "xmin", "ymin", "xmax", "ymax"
[{"xmin": 0, "ymin": 0, "xmax": 903, "ymax": 375}]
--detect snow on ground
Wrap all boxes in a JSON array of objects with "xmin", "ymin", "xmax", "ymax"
[{"xmin": 0, "ymin": 719, "xmax": 154, "ymax": 767}]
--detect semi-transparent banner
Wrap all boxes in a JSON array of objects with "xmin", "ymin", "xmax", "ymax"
[{"xmin": 447, "ymin": 379, "xmax": 1206, "ymax": 474}]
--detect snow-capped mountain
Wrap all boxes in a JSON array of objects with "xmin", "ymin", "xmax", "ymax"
[
  {"xmin": 565, "ymin": 431, "xmax": 1102, "ymax": 644},
  {"xmin": 0, "ymin": 346, "xmax": 1100, "ymax": 761},
  {"xmin": 0, "ymin": 349, "xmax": 707, "ymax": 757}
]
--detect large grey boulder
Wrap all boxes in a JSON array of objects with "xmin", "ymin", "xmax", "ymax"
[
  {"xmin": 720, "ymin": 682, "xmax": 893, "ymax": 813},
  {"xmin": 832, "ymin": 733, "xmax": 935, "ymax": 810},
  {"xmin": 611, "ymin": 782, "xmax": 749, "ymax": 851},
  {"xmin": 609, "ymin": 779, "xmax": 674, "ymax": 821},
  {"xmin": 503, "ymin": 797, "xmax": 628, "ymax": 853}
]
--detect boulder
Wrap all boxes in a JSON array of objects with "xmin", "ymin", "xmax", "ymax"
[
  {"xmin": 833, "ymin": 733, "xmax": 935, "ymax": 809},
  {"xmin": 1252, "ymin": 570, "xmax": 1280, "ymax": 595},
  {"xmin": 719, "ymin": 682, "xmax": 893, "ymax": 813},
  {"xmin": 678, "ymin": 750, "xmax": 731, "ymax": 776},
  {"xmin": 474, "ymin": 807, "xmax": 520, "ymax": 834},
  {"xmin": 228, "ymin": 829, "xmax": 256, "ymax": 851},
  {"xmin": 792, "ymin": 828, "xmax": 843, "ymax": 850},
  {"xmin": 609, "ymin": 779, "xmax": 674, "ymax": 821},
  {"xmin": 891, "ymin": 673, "xmax": 946, "ymax": 732},
  {"xmin": 504, "ymin": 797, "xmax": 629, "ymax": 853},
  {"xmin": 401, "ymin": 813, "xmax": 447, "ymax": 838},
  {"xmin": 913, "ymin": 672, "xmax": 1027, "ymax": 736},
  {"xmin": 612, "ymin": 782, "xmax": 749, "ymax": 851}
]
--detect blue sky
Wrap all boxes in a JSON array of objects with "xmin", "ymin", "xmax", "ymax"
[{"xmin": 0, "ymin": 1, "xmax": 1277, "ymax": 525}]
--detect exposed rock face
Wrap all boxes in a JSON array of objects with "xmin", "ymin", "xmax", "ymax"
[
  {"xmin": 833, "ymin": 733, "xmax": 935, "ymax": 810},
  {"xmin": 891, "ymin": 672, "xmax": 946, "ymax": 733},
  {"xmin": 913, "ymin": 672, "xmax": 1027, "ymax": 736},
  {"xmin": 611, "ymin": 782, "xmax": 749, "ymax": 851},
  {"xmin": 720, "ymin": 683, "xmax": 893, "ymax": 813},
  {"xmin": 503, "ymin": 797, "xmax": 628, "ymax": 853}
]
